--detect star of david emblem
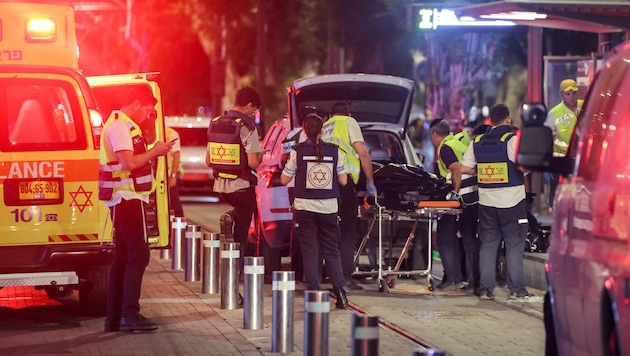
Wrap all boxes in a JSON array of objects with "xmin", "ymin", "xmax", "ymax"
[
  {"xmin": 484, "ymin": 166, "xmax": 495, "ymax": 177},
  {"xmin": 217, "ymin": 146, "xmax": 227, "ymax": 158},
  {"xmin": 312, "ymin": 168, "xmax": 327, "ymax": 183},
  {"xmin": 69, "ymin": 185, "xmax": 93, "ymax": 213}
]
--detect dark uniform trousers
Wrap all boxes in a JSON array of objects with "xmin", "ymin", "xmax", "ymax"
[
  {"xmin": 107, "ymin": 198, "xmax": 151, "ymax": 322},
  {"xmin": 219, "ymin": 186, "xmax": 257, "ymax": 259},
  {"xmin": 294, "ymin": 210, "xmax": 345, "ymax": 290},
  {"xmin": 338, "ymin": 179, "xmax": 359, "ymax": 280},
  {"xmin": 459, "ymin": 204, "xmax": 480, "ymax": 287}
]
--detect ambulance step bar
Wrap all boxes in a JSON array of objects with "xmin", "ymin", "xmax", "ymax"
[{"xmin": 0, "ymin": 272, "xmax": 79, "ymax": 287}]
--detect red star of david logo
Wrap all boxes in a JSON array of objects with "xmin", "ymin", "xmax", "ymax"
[
  {"xmin": 312, "ymin": 168, "xmax": 327, "ymax": 183},
  {"xmin": 484, "ymin": 166, "xmax": 495, "ymax": 177},
  {"xmin": 69, "ymin": 185, "xmax": 93, "ymax": 213},
  {"xmin": 216, "ymin": 146, "xmax": 227, "ymax": 158}
]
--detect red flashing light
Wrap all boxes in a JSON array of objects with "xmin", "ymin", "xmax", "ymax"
[{"xmin": 25, "ymin": 18, "xmax": 57, "ymax": 43}]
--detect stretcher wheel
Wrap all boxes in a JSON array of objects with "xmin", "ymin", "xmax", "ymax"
[
  {"xmin": 386, "ymin": 275, "xmax": 396, "ymax": 289},
  {"xmin": 427, "ymin": 278, "xmax": 435, "ymax": 292},
  {"xmin": 377, "ymin": 277, "xmax": 388, "ymax": 293}
]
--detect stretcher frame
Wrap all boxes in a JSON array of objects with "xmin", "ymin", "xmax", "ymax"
[{"xmin": 353, "ymin": 200, "xmax": 461, "ymax": 292}]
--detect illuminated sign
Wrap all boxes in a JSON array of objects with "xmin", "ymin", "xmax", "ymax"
[{"xmin": 417, "ymin": 8, "xmax": 515, "ymax": 30}]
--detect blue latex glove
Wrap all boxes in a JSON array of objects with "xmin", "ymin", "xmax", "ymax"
[
  {"xmin": 447, "ymin": 191, "xmax": 460, "ymax": 201},
  {"xmin": 366, "ymin": 181, "xmax": 378, "ymax": 197}
]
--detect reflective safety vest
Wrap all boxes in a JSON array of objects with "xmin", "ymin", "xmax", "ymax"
[
  {"xmin": 321, "ymin": 115, "xmax": 361, "ymax": 184},
  {"xmin": 165, "ymin": 126, "xmax": 184, "ymax": 176},
  {"xmin": 549, "ymin": 99, "xmax": 583, "ymax": 156},
  {"xmin": 207, "ymin": 111, "xmax": 255, "ymax": 180},
  {"xmin": 293, "ymin": 140, "xmax": 340, "ymax": 200},
  {"xmin": 437, "ymin": 133, "xmax": 478, "ymax": 206},
  {"xmin": 98, "ymin": 111, "xmax": 154, "ymax": 201},
  {"xmin": 473, "ymin": 125, "xmax": 524, "ymax": 189}
]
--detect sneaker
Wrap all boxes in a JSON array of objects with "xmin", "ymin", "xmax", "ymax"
[
  {"xmin": 220, "ymin": 210, "xmax": 234, "ymax": 241},
  {"xmin": 344, "ymin": 280, "xmax": 364, "ymax": 291},
  {"xmin": 439, "ymin": 281, "xmax": 466, "ymax": 291},
  {"xmin": 435, "ymin": 279, "xmax": 450, "ymax": 289},
  {"xmin": 509, "ymin": 291, "xmax": 535, "ymax": 301},
  {"xmin": 479, "ymin": 290, "xmax": 495, "ymax": 301}
]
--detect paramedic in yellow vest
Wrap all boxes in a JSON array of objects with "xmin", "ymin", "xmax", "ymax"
[
  {"xmin": 430, "ymin": 119, "xmax": 473, "ymax": 291},
  {"xmin": 322, "ymin": 101, "xmax": 377, "ymax": 291},
  {"xmin": 166, "ymin": 126, "xmax": 184, "ymax": 217},
  {"xmin": 543, "ymin": 79, "xmax": 584, "ymax": 208},
  {"xmin": 99, "ymin": 86, "xmax": 175, "ymax": 332}
]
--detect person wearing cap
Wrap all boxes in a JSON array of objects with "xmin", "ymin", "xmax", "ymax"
[
  {"xmin": 100, "ymin": 86, "xmax": 175, "ymax": 332},
  {"xmin": 543, "ymin": 79, "xmax": 584, "ymax": 208},
  {"xmin": 545, "ymin": 79, "xmax": 584, "ymax": 157}
]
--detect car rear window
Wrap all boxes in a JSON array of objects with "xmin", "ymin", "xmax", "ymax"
[
  {"xmin": 295, "ymin": 84, "xmax": 408, "ymax": 124},
  {"xmin": 363, "ymin": 130, "xmax": 406, "ymax": 164}
]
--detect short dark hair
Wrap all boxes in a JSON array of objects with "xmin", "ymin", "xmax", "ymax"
[
  {"xmin": 471, "ymin": 124, "xmax": 490, "ymax": 137},
  {"xmin": 330, "ymin": 101, "xmax": 349, "ymax": 116},
  {"xmin": 127, "ymin": 85, "xmax": 157, "ymax": 107},
  {"xmin": 489, "ymin": 104, "xmax": 510, "ymax": 125},
  {"xmin": 235, "ymin": 86, "xmax": 262, "ymax": 108},
  {"xmin": 429, "ymin": 118, "xmax": 450, "ymax": 137}
]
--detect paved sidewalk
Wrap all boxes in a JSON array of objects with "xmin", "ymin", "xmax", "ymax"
[{"xmin": 0, "ymin": 251, "xmax": 545, "ymax": 355}]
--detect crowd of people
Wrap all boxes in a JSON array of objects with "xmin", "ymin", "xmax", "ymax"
[{"xmin": 99, "ymin": 78, "xmax": 578, "ymax": 331}]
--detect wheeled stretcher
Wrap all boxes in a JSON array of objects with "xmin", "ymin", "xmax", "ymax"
[{"xmin": 353, "ymin": 199, "xmax": 461, "ymax": 292}]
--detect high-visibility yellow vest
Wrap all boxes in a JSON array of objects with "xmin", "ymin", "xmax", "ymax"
[
  {"xmin": 549, "ymin": 99, "xmax": 583, "ymax": 156},
  {"xmin": 322, "ymin": 115, "xmax": 361, "ymax": 184}
]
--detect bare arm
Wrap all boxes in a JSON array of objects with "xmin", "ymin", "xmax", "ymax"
[
  {"xmin": 280, "ymin": 172, "xmax": 292, "ymax": 186},
  {"xmin": 449, "ymin": 161, "xmax": 462, "ymax": 192},
  {"xmin": 338, "ymin": 172, "xmax": 348, "ymax": 186},
  {"xmin": 248, "ymin": 152, "xmax": 263, "ymax": 170},
  {"xmin": 460, "ymin": 164, "xmax": 476, "ymax": 175},
  {"xmin": 116, "ymin": 140, "xmax": 173, "ymax": 172},
  {"xmin": 169, "ymin": 150, "xmax": 180, "ymax": 187},
  {"xmin": 352, "ymin": 141, "xmax": 374, "ymax": 182}
]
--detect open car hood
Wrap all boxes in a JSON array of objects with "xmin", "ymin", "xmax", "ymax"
[{"xmin": 287, "ymin": 74, "xmax": 415, "ymax": 135}]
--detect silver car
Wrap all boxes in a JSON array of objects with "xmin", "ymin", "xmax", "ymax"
[{"xmin": 251, "ymin": 74, "xmax": 425, "ymax": 273}]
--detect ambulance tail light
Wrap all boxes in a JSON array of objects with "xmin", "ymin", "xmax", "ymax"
[
  {"xmin": 25, "ymin": 18, "xmax": 57, "ymax": 43},
  {"xmin": 89, "ymin": 109, "xmax": 103, "ymax": 148}
]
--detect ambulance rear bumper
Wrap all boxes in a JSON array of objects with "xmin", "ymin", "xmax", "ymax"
[{"xmin": 0, "ymin": 243, "xmax": 115, "ymax": 275}]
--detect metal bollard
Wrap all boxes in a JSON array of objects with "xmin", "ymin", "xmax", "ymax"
[
  {"xmin": 161, "ymin": 212, "xmax": 176, "ymax": 259},
  {"xmin": 303, "ymin": 290, "xmax": 329, "ymax": 356},
  {"xmin": 202, "ymin": 232, "xmax": 221, "ymax": 294},
  {"xmin": 412, "ymin": 350, "xmax": 446, "ymax": 356},
  {"xmin": 221, "ymin": 242, "xmax": 240, "ymax": 310},
  {"xmin": 351, "ymin": 313, "xmax": 379, "ymax": 356},
  {"xmin": 171, "ymin": 217, "xmax": 187, "ymax": 270},
  {"xmin": 243, "ymin": 256, "xmax": 264, "ymax": 329},
  {"xmin": 272, "ymin": 271, "xmax": 295, "ymax": 354},
  {"xmin": 185, "ymin": 224, "xmax": 202, "ymax": 282}
]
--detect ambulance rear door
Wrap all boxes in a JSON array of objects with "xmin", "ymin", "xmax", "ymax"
[{"xmin": 87, "ymin": 73, "xmax": 171, "ymax": 248}]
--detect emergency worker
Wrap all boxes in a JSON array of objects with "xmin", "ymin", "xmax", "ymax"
[
  {"xmin": 100, "ymin": 86, "xmax": 174, "ymax": 332},
  {"xmin": 543, "ymin": 79, "xmax": 584, "ymax": 208},
  {"xmin": 429, "ymin": 119, "xmax": 467, "ymax": 291},
  {"xmin": 280, "ymin": 113, "xmax": 348, "ymax": 309},
  {"xmin": 206, "ymin": 86, "xmax": 262, "ymax": 264},
  {"xmin": 166, "ymin": 126, "xmax": 184, "ymax": 217},
  {"xmin": 322, "ymin": 102, "xmax": 377, "ymax": 291},
  {"xmin": 461, "ymin": 104, "xmax": 532, "ymax": 301}
]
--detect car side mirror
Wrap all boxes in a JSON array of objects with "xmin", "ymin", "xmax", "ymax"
[{"xmin": 520, "ymin": 103, "xmax": 547, "ymax": 126}]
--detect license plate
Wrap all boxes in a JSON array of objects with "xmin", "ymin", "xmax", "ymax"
[{"xmin": 18, "ymin": 180, "xmax": 61, "ymax": 200}]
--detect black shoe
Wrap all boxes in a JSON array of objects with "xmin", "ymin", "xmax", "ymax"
[
  {"xmin": 439, "ymin": 281, "xmax": 466, "ymax": 291},
  {"xmin": 334, "ymin": 288, "xmax": 349, "ymax": 309},
  {"xmin": 119, "ymin": 315, "xmax": 158, "ymax": 332},
  {"xmin": 344, "ymin": 280, "xmax": 363, "ymax": 291},
  {"xmin": 220, "ymin": 210, "xmax": 234, "ymax": 242},
  {"xmin": 104, "ymin": 318, "xmax": 119, "ymax": 332},
  {"xmin": 238, "ymin": 293, "xmax": 244, "ymax": 308}
]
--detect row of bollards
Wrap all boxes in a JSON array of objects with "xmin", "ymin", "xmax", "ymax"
[{"xmin": 163, "ymin": 216, "xmax": 444, "ymax": 355}]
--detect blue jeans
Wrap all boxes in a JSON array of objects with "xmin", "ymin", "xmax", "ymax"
[{"xmin": 478, "ymin": 200, "xmax": 528, "ymax": 294}]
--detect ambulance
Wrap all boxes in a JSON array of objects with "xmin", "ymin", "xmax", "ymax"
[{"xmin": 0, "ymin": 3, "xmax": 170, "ymax": 315}]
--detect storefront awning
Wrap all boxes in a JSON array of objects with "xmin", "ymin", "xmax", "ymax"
[{"xmin": 454, "ymin": 0, "xmax": 630, "ymax": 33}]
